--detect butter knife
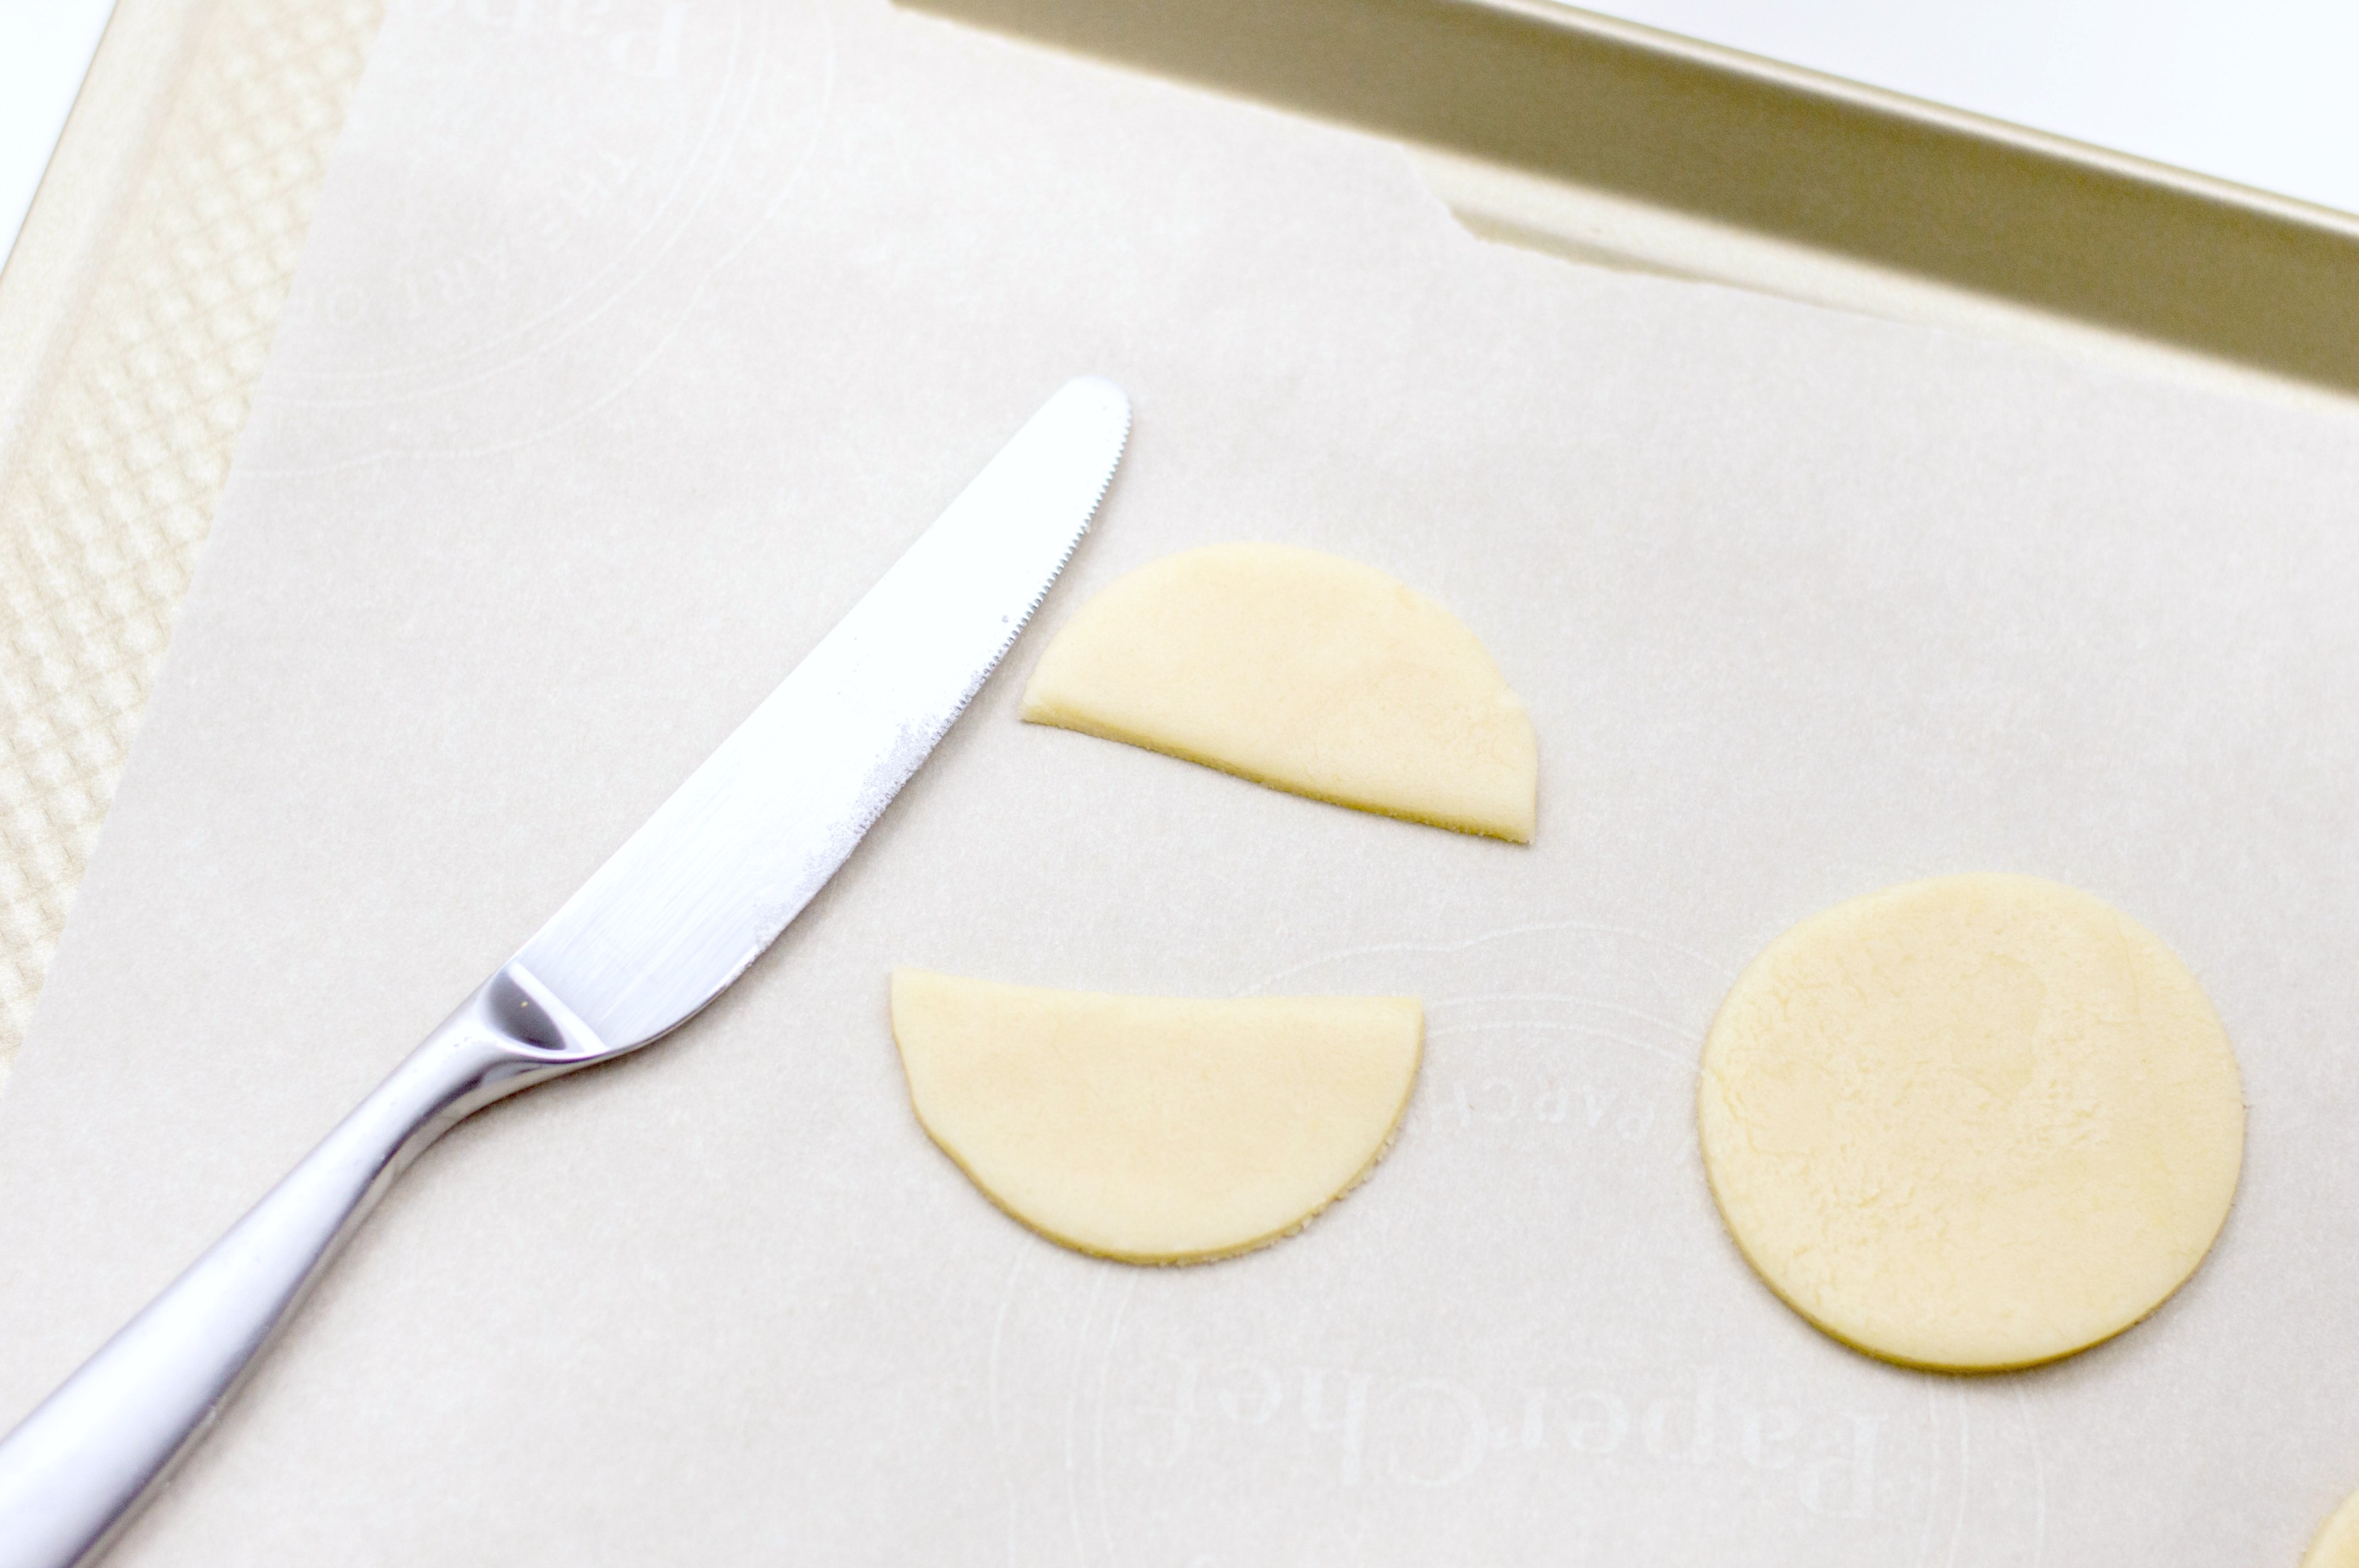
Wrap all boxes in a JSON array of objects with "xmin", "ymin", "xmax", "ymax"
[{"xmin": 0, "ymin": 374, "xmax": 1131, "ymax": 1568}]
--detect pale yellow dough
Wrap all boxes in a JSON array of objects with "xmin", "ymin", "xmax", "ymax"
[
  {"xmin": 1020, "ymin": 542, "xmax": 1538, "ymax": 842},
  {"xmin": 1697, "ymin": 874, "xmax": 2244, "ymax": 1371},
  {"xmin": 2305, "ymin": 1486, "xmax": 2359, "ymax": 1567},
  {"xmin": 890, "ymin": 970, "xmax": 1423, "ymax": 1263}
]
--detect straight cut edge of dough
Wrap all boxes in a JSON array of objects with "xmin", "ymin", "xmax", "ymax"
[
  {"xmin": 1022, "ymin": 699, "xmax": 1534, "ymax": 844},
  {"xmin": 890, "ymin": 969, "xmax": 1425, "ymax": 1266}
]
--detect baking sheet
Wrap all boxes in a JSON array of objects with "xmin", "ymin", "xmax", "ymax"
[
  {"xmin": 1, "ymin": 0, "xmax": 2357, "ymax": 1562},
  {"xmin": 0, "ymin": 0, "xmax": 388, "ymax": 1068}
]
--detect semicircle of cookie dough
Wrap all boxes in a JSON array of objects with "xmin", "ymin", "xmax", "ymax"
[
  {"xmin": 1019, "ymin": 542, "xmax": 1538, "ymax": 843},
  {"xmin": 1697, "ymin": 873, "xmax": 2245, "ymax": 1373},
  {"xmin": 891, "ymin": 969, "xmax": 1424, "ymax": 1264}
]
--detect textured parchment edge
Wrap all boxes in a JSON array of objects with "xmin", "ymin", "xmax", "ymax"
[{"xmin": 0, "ymin": 0, "xmax": 388, "ymax": 1077}]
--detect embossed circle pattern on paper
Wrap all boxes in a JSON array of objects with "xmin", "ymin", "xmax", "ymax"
[
  {"xmin": 259, "ymin": 0, "xmax": 836, "ymax": 461},
  {"xmin": 975, "ymin": 926, "xmax": 2050, "ymax": 1565}
]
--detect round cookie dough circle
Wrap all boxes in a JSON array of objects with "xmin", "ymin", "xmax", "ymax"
[{"xmin": 1697, "ymin": 874, "xmax": 2244, "ymax": 1371}]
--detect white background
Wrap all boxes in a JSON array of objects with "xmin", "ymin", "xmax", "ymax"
[
  {"xmin": 1585, "ymin": 0, "xmax": 2359, "ymax": 216},
  {"xmin": 0, "ymin": 0, "xmax": 115, "ymax": 270}
]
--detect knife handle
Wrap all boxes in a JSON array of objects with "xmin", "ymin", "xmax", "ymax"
[{"xmin": 0, "ymin": 963, "xmax": 605, "ymax": 1568}]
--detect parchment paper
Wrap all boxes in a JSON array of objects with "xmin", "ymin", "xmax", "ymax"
[{"xmin": 3, "ymin": 1, "xmax": 2358, "ymax": 1562}]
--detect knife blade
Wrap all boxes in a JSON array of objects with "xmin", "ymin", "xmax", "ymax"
[
  {"xmin": 0, "ymin": 374, "xmax": 1131, "ymax": 1568},
  {"xmin": 522, "ymin": 373, "xmax": 1130, "ymax": 1050}
]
